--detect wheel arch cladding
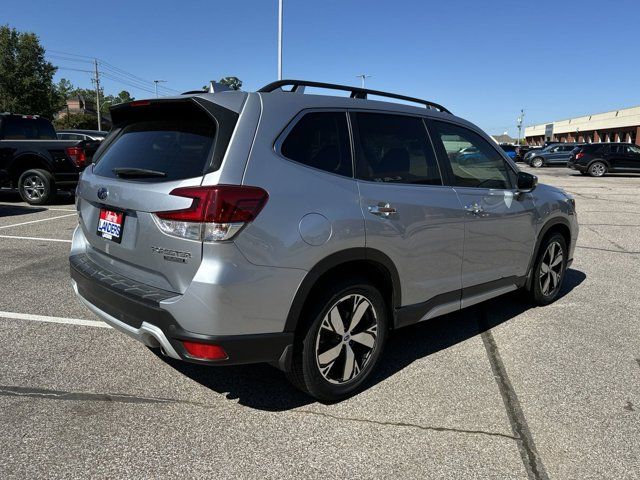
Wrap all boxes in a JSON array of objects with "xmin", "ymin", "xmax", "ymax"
[
  {"xmin": 283, "ymin": 248, "xmax": 400, "ymax": 334},
  {"xmin": 526, "ymin": 217, "xmax": 571, "ymax": 289}
]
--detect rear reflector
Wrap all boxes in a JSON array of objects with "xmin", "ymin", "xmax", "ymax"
[
  {"xmin": 66, "ymin": 146, "xmax": 87, "ymax": 168},
  {"xmin": 130, "ymin": 100, "xmax": 151, "ymax": 107},
  {"xmin": 153, "ymin": 185, "xmax": 268, "ymax": 242},
  {"xmin": 182, "ymin": 341, "xmax": 228, "ymax": 360}
]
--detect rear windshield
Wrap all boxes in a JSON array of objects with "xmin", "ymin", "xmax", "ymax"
[
  {"xmin": 2, "ymin": 117, "xmax": 57, "ymax": 140},
  {"xmin": 93, "ymin": 120, "xmax": 216, "ymax": 181}
]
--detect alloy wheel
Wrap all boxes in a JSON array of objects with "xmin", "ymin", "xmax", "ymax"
[
  {"xmin": 532, "ymin": 158, "xmax": 543, "ymax": 168},
  {"xmin": 315, "ymin": 294, "xmax": 379, "ymax": 385},
  {"xmin": 590, "ymin": 163, "xmax": 606, "ymax": 177},
  {"xmin": 539, "ymin": 241, "xmax": 564, "ymax": 296},
  {"xmin": 22, "ymin": 175, "xmax": 45, "ymax": 200}
]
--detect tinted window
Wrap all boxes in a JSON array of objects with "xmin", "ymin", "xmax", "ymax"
[
  {"xmin": 93, "ymin": 120, "xmax": 215, "ymax": 181},
  {"xmin": 625, "ymin": 145, "xmax": 640, "ymax": 155},
  {"xmin": 2, "ymin": 117, "xmax": 57, "ymax": 140},
  {"xmin": 58, "ymin": 133, "xmax": 84, "ymax": 140},
  {"xmin": 353, "ymin": 113, "xmax": 442, "ymax": 185},
  {"xmin": 281, "ymin": 112, "xmax": 352, "ymax": 177},
  {"xmin": 431, "ymin": 121, "xmax": 516, "ymax": 189},
  {"xmin": 609, "ymin": 145, "xmax": 623, "ymax": 154}
]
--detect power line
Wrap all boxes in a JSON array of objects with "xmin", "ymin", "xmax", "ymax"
[
  {"xmin": 47, "ymin": 48, "xmax": 181, "ymax": 95},
  {"xmin": 56, "ymin": 66, "xmax": 93, "ymax": 74}
]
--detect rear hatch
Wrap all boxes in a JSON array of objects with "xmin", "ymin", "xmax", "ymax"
[{"xmin": 76, "ymin": 98, "xmax": 238, "ymax": 294}]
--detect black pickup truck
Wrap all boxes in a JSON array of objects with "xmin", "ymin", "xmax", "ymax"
[{"xmin": 0, "ymin": 113, "xmax": 100, "ymax": 204}]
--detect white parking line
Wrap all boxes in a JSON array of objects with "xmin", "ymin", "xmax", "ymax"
[
  {"xmin": 0, "ymin": 213, "xmax": 77, "ymax": 229},
  {"xmin": 0, "ymin": 234, "xmax": 72, "ymax": 243},
  {"xmin": 0, "ymin": 311, "xmax": 109, "ymax": 328}
]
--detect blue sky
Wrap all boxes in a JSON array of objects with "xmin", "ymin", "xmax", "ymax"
[{"xmin": 4, "ymin": 0, "xmax": 639, "ymax": 134}]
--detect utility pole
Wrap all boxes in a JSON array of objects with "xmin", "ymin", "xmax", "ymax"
[
  {"xmin": 153, "ymin": 80, "xmax": 167, "ymax": 98},
  {"xmin": 93, "ymin": 59, "xmax": 101, "ymax": 131},
  {"xmin": 516, "ymin": 109, "xmax": 524, "ymax": 145},
  {"xmin": 278, "ymin": 0, "xmax": 283, "ymax": 80},
  {"xmin": 356, "ymin": 74, "xmax": 371, "ymax": 89}
]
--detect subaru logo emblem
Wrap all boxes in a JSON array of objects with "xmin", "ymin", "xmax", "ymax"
[{"xmin": 97, "ymin": 187, "xmax": 108, "ymax": 200}]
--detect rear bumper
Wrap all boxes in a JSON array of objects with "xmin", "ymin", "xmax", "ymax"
[
  {"xmin": 567, "ymin": 162, "xmax": 586, "ymax": 172},
  {"xmin": 70, "ymin": 253, "xmax": 293, "ymax": 367}
]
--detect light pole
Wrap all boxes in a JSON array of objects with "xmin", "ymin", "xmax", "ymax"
[
  {"xmin": 516, "ymin": 109, "xmax": 524, "ymax": 145},
  {"xmin": 153, "ymin": 80, "xmax": 167, "ymax": 98},
  {"xmin": 278, "ymin": 0, "xmax": 283, "ymax": 80},
  {"xmin": 356, "ymin": 74, "xmax": 371, "ymax": 89}
]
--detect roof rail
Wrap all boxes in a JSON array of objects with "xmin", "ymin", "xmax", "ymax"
[{"xmin": 258, "ymin": 79, "xmax": 451, "ymax": 114}]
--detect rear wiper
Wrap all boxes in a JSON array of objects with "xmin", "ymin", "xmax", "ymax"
[{"xmin": 113, "ymin": 167, "xmax": 167, "ymax": 178}]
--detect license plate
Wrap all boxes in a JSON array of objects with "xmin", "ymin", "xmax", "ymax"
[{"xmin": 97, "ymin": 209, "xmax": 125, "ymax": 243}]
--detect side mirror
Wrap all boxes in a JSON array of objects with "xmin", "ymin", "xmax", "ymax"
[{"xmin": 517, "ymin": 171, "xmax": 538, "ymax": 193}]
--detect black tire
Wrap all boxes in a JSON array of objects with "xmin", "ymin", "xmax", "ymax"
[
  {"xmin": 588, "ymin": 161, "xmax": 607, "ymax": 177},
  {"xmin": 286, "ymin": 278, "xmax": 388, "ymax": 402},
  {"xmin": 528, "ymin": 233, "xmax": 567, "ymax": 306},
  {"xmin": 531, "ymin": 157, "xmax": 544, "ymax": 168},
  {"xmin": 18, "ymin": 169, "xmax": 57, "ymax": 205}
]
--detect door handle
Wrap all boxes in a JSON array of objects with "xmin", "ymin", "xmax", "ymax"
[
  {"xmin": 465, "ymin": 203, "xmax": 484, "ymax": 215},
  {"xmin": 368, "ymin": 203, "xmax": 397, "ymax": 217}
]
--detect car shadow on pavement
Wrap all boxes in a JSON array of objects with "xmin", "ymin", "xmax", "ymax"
[
  {"xmin": 157, "ymin": 268, "xmax": 586, "ymax": 411},
  {"xmin": 0, "ymin": 190, "xmax": 75, "ymax": 210},
  {"xmin": 0, "ymin": 203, "xmax": 47, "ymax": 217}
]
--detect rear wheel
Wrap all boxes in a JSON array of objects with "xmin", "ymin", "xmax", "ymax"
[
  {"xmin": 528, "ymin": 233, "xmax": 567, "ymax": 305},
  {"xmin": 18, "ymin": 169, "xmax": 57, "ymax": 205},
  {"xmin": 531, "ymin": 157, "xmax": 544, "ymax": 168},
  {"xmin": 287, "ymin": 279, "xmax": 388, "ymax": 402},
  {"xmin": 588, "ymin": 161, "xmax": 607, "ymax": 177}
]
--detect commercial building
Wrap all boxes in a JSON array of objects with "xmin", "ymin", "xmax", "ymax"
[{"xmin": 525, "ymin": 105, "xmax": 640, "ymax": 146}]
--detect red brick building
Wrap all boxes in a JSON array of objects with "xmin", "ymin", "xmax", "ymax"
[{"xmin": 525, "ymin": 105, "xmax": 640, "ymax": 146}]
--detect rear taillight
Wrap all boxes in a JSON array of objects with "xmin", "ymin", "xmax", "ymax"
[
  {"xmin": 66, "ymin": 146, "xmax": 87, "ymax": 168},
  {"xmin": 153, "ymin": 185, "xmax": 269, "ymax": 242},
  {"xmin": 575, "ymin": 152, "xmax": 585, "ymax": 160},
  {"xmin": 182, "ymin": 341, "xmax": 227, "ymax": 360}
]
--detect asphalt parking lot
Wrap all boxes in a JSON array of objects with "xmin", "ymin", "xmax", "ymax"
[{"xmin": 0, "ymin": 167, "xmax": 638, "ymax": 479}]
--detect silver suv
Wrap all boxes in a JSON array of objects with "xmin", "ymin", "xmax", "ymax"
[{"xmin": 69, "ymin": 80, "xmax": 578, "ymax": 401}]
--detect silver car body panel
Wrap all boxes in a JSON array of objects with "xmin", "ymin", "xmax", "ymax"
[{"xmin": 70, "ymin": 87, "xmax": 579, "ymax": 357}]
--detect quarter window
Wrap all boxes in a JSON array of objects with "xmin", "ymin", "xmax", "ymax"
[
  {"xmin": 353, "ymin": 113, "xmax": 442, "ymax": 185},
  {"xmin": 280, "ymin": 112, "xmax": 352, "ymax": 177},
  {"xmin": 430, "ymin": 121, "xmax": 516, "ymax": 189}
]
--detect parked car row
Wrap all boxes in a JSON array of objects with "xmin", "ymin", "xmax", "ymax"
[{"xmin": 512, "ymin": 140, "xmax": 640, "ymax": 176}]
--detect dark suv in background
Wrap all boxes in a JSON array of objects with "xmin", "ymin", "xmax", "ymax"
[
  {"xmin": 527, "ymin": 143, "xmax": 579, "ymax": 168},
  {"xmin": 568, "ymin": 143, "xmax": 640, "ymax": 177}
]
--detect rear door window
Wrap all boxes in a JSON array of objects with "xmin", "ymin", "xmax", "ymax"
[
  {"xmin": 352, "ymin": 112, "xmax": 442, "ymax": 185},
  {"xmin": 280, "ymin": 111, "xmax": 352, "ymax": 177},
  {"xmin": 93, "ymin": 120, "xmax": 216, "ymax": 181}
]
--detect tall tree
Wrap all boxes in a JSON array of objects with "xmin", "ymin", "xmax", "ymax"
[
  {"xmin": 219, "ymin": 76, "xmax": 242, "ymax": 90},
  {"xmin": 0, "ymin": 25, "xmax": 61, "ymax": 118}
]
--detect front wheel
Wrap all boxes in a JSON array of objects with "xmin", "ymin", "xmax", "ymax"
[
  {"xmin": 528, "ymin": 233, "xmax": 567, "ymax": 305},
  {"xmin": 588, "ymin": 161, "xmax": 607, "ymax": 177},
  {"xmin": 18, "ymin": 169, "xmax": 57, "ymax": 205},
  {"xmin": 287, "ymin": 279, "xmax": 388, "ymax": 402},
  {"xmin": 531, "ymin": 157, "xmax": 544, "ymax": 168}
]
